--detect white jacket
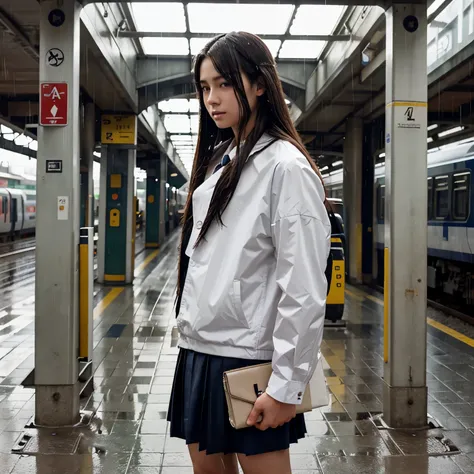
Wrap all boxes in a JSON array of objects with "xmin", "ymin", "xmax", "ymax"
[{"xmin": 176, "ymin": 134, "xmax": 331, "ymax": 405}]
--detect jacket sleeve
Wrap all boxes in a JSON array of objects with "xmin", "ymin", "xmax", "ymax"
[{"xmin": 266, "ymin": 156, "xmax": 331, "ymax": 405}]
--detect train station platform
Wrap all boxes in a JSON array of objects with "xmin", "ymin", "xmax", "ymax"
[{"xmin": 0, "ymin": 234, "xmax": 473, "ymax": 473}]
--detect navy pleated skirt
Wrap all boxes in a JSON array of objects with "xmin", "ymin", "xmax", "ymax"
[{"xmin": 167, "ymin": 348, "xmax": 307, "ymax": 456}]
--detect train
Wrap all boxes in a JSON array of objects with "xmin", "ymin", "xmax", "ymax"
[
  {"xmin": 0, "ymin": 187, "xmax": 36, "ymax": 239},
  {"xmin": 0, "ymin": 178, "xmax": 186, "ymax": 240},
  {"xmin": 324, "ymin": 140, "xmax": 474, "ymax": 308}
]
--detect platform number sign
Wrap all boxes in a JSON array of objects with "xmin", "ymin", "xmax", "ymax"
[
  {"xmin": 405, "ymin": 107, "xmax": 415, "ymax": 122},
  {"xmin": 395, "ymin": 103, "xmax": 422, "ymax": 130},
  {"xmin": 101, "ymin": 115, "xmax": 137, "ymax": 145}
]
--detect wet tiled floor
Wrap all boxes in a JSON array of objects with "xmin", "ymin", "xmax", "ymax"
[{"xmin": 0, "ymin": 231, "xmax": 474, "ymax": 472}]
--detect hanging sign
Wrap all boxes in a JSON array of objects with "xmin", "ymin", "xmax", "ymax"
[
  {"xmin": 101, "ymin": 114, "xmax": 136, "ymax": 144},
  {"xmin": 40, "ymin": 82, "xmax": 68, "ymax": 126}
]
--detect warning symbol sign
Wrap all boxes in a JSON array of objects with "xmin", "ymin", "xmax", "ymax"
[{"xmin": 40, "ymin": 82, "xmax": 68, "ymax": 126}]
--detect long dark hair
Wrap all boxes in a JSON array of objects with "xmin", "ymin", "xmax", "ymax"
[{"xmin": 176, "ymin": 31, "xmax": 325, "ymax": 312}]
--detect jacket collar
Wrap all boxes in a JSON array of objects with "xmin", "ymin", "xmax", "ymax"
[{"xmin": 214, "ymin": 133, "xmax": 275, "ymax": 162}]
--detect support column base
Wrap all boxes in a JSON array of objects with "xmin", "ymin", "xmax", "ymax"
[
  {"xmin": 383, "ymin": 384, "xmax": 428, "ymax": 429},
  {"xmin": 35, "ymin": 384, "xmax": 80, "ymax": 427}
]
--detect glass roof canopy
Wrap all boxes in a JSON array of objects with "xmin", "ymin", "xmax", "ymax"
[{"xmin": 130, "ymin": 2, "xmax": 347, "ymax": 175}]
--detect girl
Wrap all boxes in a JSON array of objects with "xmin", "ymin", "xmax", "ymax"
[{"xmin": 168, "ymin": 31, "xmax": 331, "ymax": 474}]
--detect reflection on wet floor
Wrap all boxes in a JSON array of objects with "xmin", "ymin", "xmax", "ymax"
[
  {"xmin": 0, "ymin": 232, "xmax": 146, "ymax": 311},
  {"xmin": 0, "ymin": 232, "xmax": 473, "ymax": 472}
]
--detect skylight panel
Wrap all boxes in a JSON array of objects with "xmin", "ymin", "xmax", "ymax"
[
  {"xmin": 190, "ymin": 37, "xmax": 212, "ymax": 56},
  {"xmin": 190, "ymin": 115, "xmax": 199, "ymax": 134},
  {"xmin": 262, "ymin": 40, "xmax": 281, "ymax": 58},
  {"xmin": 142, "ymin": 37, "xmax": 189, "ymax": 55},
  {"xmin": 279, "ymin": 40, "xmax": 326, "ymax": 59},
  {"xmin": 131, "ymin": 3, "xmax": 186, "ymax": 33},
  {"xmin": 164, "ymin": 114, "xmax": 191, "ymax": 133},
  {"xmin": 158, "ymin": 98, "xmax": 191, "ymax": 113},
  {"xmin": 171, "ymin": 134, "xmax": 197, "ymax": 142},
  {"xmin": 187, "ymin": 4, "xmax": 294, "ymax": 35},
  {"xmin": 290, "ymin": 5, "xmax": 344, "ymax": 36},
  {"xmin": 189, "ymin": 99, "xmax": 200, "ymax": 113}
]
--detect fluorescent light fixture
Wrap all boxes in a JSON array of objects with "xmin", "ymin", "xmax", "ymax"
[
  {"xmin": 332, "ymin": 160, "xmax": 343, "ymax": 167},
  {"xmin": 375, "ymin": 163, "xmax": 384, "ymax": 168},
  {"xmin": 171, "ymin": 172, "xmax": 178, "ymax": 177},
  {"xmin": 320, "ymin": 166, "xmax": 328, "ymax": 172},
  {"xmin": 427, "ymin": 124, "xmax": 438, "ymax": 131},
  {"xmin": 427, "ymin": 137, "xmax": 433, "ymax": 143},
  {"xmin": 379, "ymin": 152, "xmax": 386, "ymax": 158},
  {"xmin": 438, "ymin": 126, "xmax": 464, "ymax": 137}
]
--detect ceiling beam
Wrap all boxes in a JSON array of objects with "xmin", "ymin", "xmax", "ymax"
[
  {"xmin": 0, "ymin": 8, "xmax": 38, "ymax": 62},
  {"xmin": 443, "ymin": 84, "xmax": 474, "ymax": 93},
  {"xmin": 120, "ymin": 31, "xmax": 351, "ymax": 42},
  {"xmin": 84, "ymin": 0, "xmax": 427, "ymax": 5}
]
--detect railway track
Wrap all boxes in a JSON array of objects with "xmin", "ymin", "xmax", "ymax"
[
  {"xmin": 370, "ymin": 283, "xmax": 474, "ymax": 329},
  {"xmin": 0, "ymin": 231, "xmax": 145, "ymax": 290},
  {"xmin": 0, "ymin": 238, "xmax": 36, "ymax": 258}
]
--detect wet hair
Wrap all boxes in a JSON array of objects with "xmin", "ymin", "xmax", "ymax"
[{"xmin": 176, "ymin": 31, "xmax": 325, "ymax": 312}]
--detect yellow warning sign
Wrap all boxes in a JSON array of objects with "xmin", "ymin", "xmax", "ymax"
[{"xmin": 101, "ymin": 114, "xmax": 136, "ymax": 144}]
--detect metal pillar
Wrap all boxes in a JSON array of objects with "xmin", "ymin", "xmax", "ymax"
[
  {"xmin": 362, "ymin": 124, "xmax": 376, "ymax": 284},
  {"xmin": 81, "ymin": 100, "xmax": 95, "ymax": 229},
  {"xmin": 383, "ymin": 3, "xmax": 428, "ymax": 429},
  {"xmin": 35, "ymin": 0, "xmax": 81, "ymax": 426},
  {"xmin": 98, "ymin": 146, "xmax": 136, "ymax": 285},
  {"xmin": 343, "ymin": 117, "xmax": 363, "ymax": 284},
  {"xmin": 145, "ymin": 160, "xmax": 160, "ymax": 248},
  {"xmin": 159, "ymin": 157, "xmax": 167, "ymax": 243}
]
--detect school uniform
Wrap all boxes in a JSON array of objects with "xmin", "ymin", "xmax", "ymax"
[{"xmin": 168, "ymin": 133, "xmax": 331, "ymax": 455}]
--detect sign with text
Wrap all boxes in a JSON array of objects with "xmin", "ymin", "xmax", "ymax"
[
  {"xmin": 40, "ymin": 82, "xmax": 68, "ymax": 126},
  {"xmin": 101, "ymin": 114, "xmax": 136, "ymax": 144}
]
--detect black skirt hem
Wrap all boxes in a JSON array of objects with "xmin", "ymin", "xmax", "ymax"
[{"xmin": 167, "ymin": 348, "xmax": 307, "ymax": 456}]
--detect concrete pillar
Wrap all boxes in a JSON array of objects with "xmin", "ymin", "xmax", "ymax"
[
  {"xmin": 35, "ymin": 0, "xmax": 81, "ymax": 426},
  {"xmin": 383, "ymin": 3, "xmax": 428, "ymax": 429},
  {"xmin": 145, "ymin": 160, "xmax": 160, "ymax": 248},
  {"xmin": 80, "ymin": 100, "xmax": 95, "ymax": 229},
  {"xmin": 343, "ymin": 116, "xmax": 363, "ymax": 284},
  {"xmin": 159, "ymin": 157, "xmax": 168, "ymax": 243},
  {"xmin": 98, "ymin": 146, "xmax": 136, "ymax": 285}
]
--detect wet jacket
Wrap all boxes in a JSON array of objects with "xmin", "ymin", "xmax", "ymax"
[{"xmin": 176, "ymin": 134, "xmax": 331, "ymax": 405}]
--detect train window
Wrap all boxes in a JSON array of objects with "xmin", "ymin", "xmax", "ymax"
[
  {"xmin": 377, "ymin": 185, "xmax": 385, "ymax": 221},
  {"xmin": 427, "ymin": 177, "xmax": 433, "ymax": 220},
  {"xmin": 434, "ymin": 175, "xmax": 450, "ymax": 219},
  {"xmin": 452, "ymin": 171, "xmax": 470, "ymax": 221}
]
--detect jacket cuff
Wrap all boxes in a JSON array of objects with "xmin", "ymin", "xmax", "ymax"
[{"xmin": 266, "ymin": 371, "xmax": 307, "ymax": 405}]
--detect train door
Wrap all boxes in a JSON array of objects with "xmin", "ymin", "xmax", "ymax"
[
  {"xmin": 0, "ymin": 190, "xmax": 9, "ymax": 235},
  {"xmin": 10, "ymin": 196, "xmax": 17, "ymax": 235},
  {"xmin": 18, "ymin": 194, "xmax": 25, "ymax": 233}
]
